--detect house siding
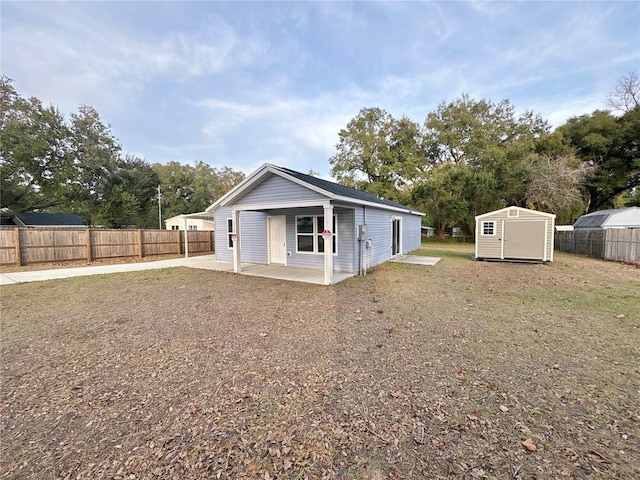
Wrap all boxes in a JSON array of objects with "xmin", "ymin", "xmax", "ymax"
[
  {"xmin": 402, "ymin": 214, "xmax": 421, "ymax": 252},
  {"xmin": 283, "ymin": 207, "xmax": 355, "ymax": 273},
  {"xmin": 238, "ymin": 211, "xmax": 268, "ymax": 263},
  {"xmin": 234, "ymin": 173, "xmax": 326, "ymax": 206},
  {"xmin": 214, "ymin": 206, "xmax": 233, "ymax": 261},
  {"xmin": 363, "ymin": 208, "xmax": 392, "ymax": 267}
]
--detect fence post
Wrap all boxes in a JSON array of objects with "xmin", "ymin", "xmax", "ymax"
[
  {"xmin": 176, "ymin": 229, "xmax": 181, "ymax": 254},
  {"xmin": 138, "ymin": 229, "xmax": 144, "ymax": 259},
  {"xmin": 209, "ymin": 231, "xmax": 213, "ymax": 252},
  {"xmin": 14, "ymin": 228, "xmax": 21, "ymax": 266},
  {"xmin": 86, "ymin": 228, "xmax": 92, "ymax": 263}
]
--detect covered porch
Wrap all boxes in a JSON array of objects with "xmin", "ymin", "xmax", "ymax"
[
  {"xmin": 229, "ymin": 200, "xmax": 342, "ymax": 285},
  {"xmin": 178, "ymin": 255, "xmax": 354, "ymax": 285}
]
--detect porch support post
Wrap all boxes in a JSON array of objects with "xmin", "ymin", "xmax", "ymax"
[
  {"xmin": 183, "ymin": 216, "xmax": 189, "ymax": 258},
  {"xmin": 232, "ymin": 209, "xmax": 241, "ymax": 273},
  {"xmin": 323, "ymin": 204, "xmax": 334, "ymax": 285}
]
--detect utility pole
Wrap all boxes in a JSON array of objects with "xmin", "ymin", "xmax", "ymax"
[{"xmin": 157, "ymin": 185, "xmax": 162, "ymax": 230}]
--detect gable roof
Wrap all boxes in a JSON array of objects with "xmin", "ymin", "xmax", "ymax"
[
  {"xmin": 207, "ymin": 163, "xmax": 424, "ymax": 215},
  {"xmin": 574, "ymin": 207, "xmax": 640, "ymax": 229},
  {"xmin": 475, "ymin": 206, "xmax": 556, "ymax": 220}
]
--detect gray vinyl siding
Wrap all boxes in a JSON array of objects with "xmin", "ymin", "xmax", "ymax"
[
  {"xmin": 402, "ymin": 213, "xmax": 421, "ymax": 252},
  {"xmin": 364, "ymin": 208, "xmax": 393, "ymax": 267},
  {"xmin": 283, "ymin": 207, "xmax": 355, "ymax": 273},
  {"xmin": 238, "ymin": 211, "xmax": 268, "ymax": 263},
  {"xmin": 213, "ymin": 208, "xmax": 267, "ymax": 262},
  {"xmin": 234, "ymin": 173, "xmax": 326, "ymax": 206},
  {"xmin": 214, "ymin": 206, "xmax": 233, "ymax": 261}
]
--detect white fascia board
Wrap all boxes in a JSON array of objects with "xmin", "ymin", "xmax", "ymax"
[
  {"xmin": 181, "ymin": 211, "xmax": 215, "ymax": 220},
  {"xmin": 331, "ymin": 195, "xmax": 424, "ymax": 215},
  {"xmin": 475, "ymin": 206, "xmax": 556, "ymax": 220},
  {"xmin": 232, "ymin": 200, "xmax": 331, "ymax": 211}
]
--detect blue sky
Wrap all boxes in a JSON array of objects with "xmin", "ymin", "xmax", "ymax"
[{"xmin": 2, "ymin": 1, "xmax": 639, "ymax": 179}]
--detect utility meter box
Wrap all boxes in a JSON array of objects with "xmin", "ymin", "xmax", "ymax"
[{"xmin": 357, "ymin": 224, "xmax": 368, "ymax": 240}]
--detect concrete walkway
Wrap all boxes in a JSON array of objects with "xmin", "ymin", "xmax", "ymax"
[
  {"xmin": 0, "ymin": 255, "xmax": 230, "ymax": 286},
  {"xmin": 0, "ymin": 255, "xmax": 354, "ymax": 286},
  {"xmin": 390, "ymin": 254, "xmax": 441, "ymax": 266}
]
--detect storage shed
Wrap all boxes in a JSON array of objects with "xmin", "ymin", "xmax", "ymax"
[{"xmin": 475, "ymin": 206, "xmax": 556, "ymax": 262}]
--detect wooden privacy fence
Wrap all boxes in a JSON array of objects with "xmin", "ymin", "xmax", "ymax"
[
  {"xmin": 0, "ymin": 228, "xmax": 215, "ymax": 266},
  {"xmin": 555, "ymin": 229, "xmax": 639, "ymax": 264}
]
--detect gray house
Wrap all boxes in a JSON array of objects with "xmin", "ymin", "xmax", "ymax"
[{"xmin": 206, "ymin": 164, "xmax": 424, "ymax": 284}]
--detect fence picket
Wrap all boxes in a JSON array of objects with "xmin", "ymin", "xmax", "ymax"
[{"xmin": 0, "ymin": 228, "xmax": 215, "ymax": 266}]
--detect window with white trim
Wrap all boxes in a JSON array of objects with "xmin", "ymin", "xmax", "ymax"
[
  {"xmin": 481, "ymin": 221, "xmax": 496, "ymax": 236},
  {"xmin": 188, "ymin": 225, "xmax": 197, "ymax": 230},
  {"xmin": 227, "ymin": 218, "xmax": 234, "ymax": 248},
  {"xmin": 295, "ymin": 215, "xmax": 337, "ymax": 254},
  {"xmin": 171, "ymin": 225, "xmax": 179, "ymax": 230}
]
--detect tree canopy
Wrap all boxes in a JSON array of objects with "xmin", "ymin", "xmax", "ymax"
[
  {"xmin": 0, "ymin": 76, "xmax": 245, "ymax": 228},
  {"xmin": 330, "ymin": 73, "xmax": 638, "ymax": 232}
]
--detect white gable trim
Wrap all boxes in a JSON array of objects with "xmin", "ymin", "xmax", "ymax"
[
  {"xmin": 206, "ymin": 163, "xmax": 424, "ymax": 216},
  {"xmin": 475, "ymin": 206, "xmax": 556, "ymax": 220}
]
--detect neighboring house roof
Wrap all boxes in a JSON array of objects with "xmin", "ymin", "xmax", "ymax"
[
  {"xmin": 165, "ymin": 214, "xmax": 216, "ymax": 223},
  {"xmin": 1, "ymin": 212, "xmax": 85, "ymax": 227},
  {"xmin": 574, "ymin": 207, "xmax": 640, "ymax": 229},
  {"xmin": 206, "ymin": 163, "xmax": 424, "ymax": 215}
]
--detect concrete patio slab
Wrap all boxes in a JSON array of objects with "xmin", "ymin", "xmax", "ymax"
[
  {"xmin": 390, "ymin": 255, "xmax": 441, "ymax": 266},
  {"xmin": 0, "ymin": 255, "xmax": 354, "ymax": 286}
]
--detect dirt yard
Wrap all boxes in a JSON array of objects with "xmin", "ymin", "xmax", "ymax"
[{"xmin": 1, "ymin": 245, "xmax": 639, "ymax": 479}]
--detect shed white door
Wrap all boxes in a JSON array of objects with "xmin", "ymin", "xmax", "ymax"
[
  {"xmin": 504, "ymin": 220, "xmax": 545, "ymax": 259},
  {"xmin": 268, "ymin": 216, "xmax": 286, "ymax": 264}
]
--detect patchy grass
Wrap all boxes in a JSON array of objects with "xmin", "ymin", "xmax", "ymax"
[{"xmin": 1, "ymin": 247, "xmax": 639, "ymax": 479}]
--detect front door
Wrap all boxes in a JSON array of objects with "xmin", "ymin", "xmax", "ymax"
[
  {"xmin": 268, "ymin": 216, "xmax": 287, "ymax": 264},
  {"xmin": 391, "ymin": 218, "xmax": 401, "ymax": 256}
]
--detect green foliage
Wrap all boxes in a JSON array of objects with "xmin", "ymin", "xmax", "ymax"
[
  {"xmin": 558, "ymin": 107, "xmax": 640, "ymax": 212},
  {"xmin": 1, "ymin": 76, "xmax": 245, "ymax": 228},
  {"xmin": 329, "ymin": 107, "xmax": 424, "ymax": 202},
  {"xmin": 1, "ymin": 76, "xmax": 71, "ymax": 214},
  {"xmin": 153, "ymin": 161, "xmax": 245, "ymax": 220}
]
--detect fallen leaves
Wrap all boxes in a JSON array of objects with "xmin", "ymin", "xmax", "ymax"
[{"xmin": 522, "ymin": 438, "xmax": 537, "ymax": 452}]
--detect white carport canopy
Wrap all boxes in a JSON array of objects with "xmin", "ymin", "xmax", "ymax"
[{"xmin": 176, "ymin": 212, "xmax": 215, "ymax": 258}]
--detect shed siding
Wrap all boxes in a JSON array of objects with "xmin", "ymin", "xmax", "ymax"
[
  {"xmin": 476, "ymin": 207, "xmax": 555, "ymax": 261},
  {"xmin": 234, "ymin": 173, "xmax": 325, "ymax": 206}
]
